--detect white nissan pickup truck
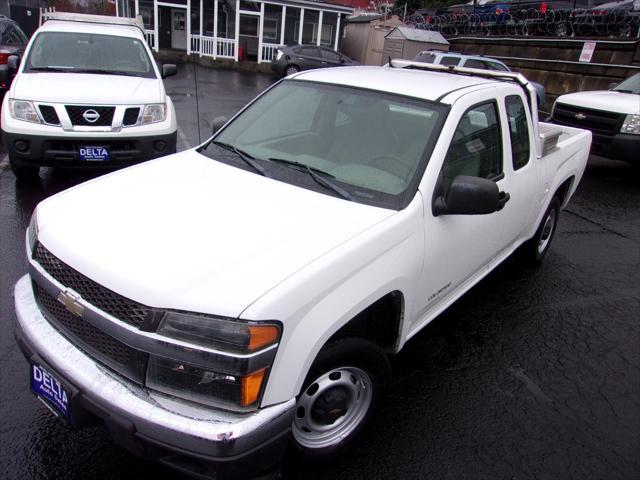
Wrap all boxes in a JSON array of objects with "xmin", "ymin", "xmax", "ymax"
[
  {"xmin": 1, "ymin": 12, "xmax": 178, "ymax": 181},
  {"xmin": 14, "ymin": 61, "xmax": 591, "ymax": 479}
]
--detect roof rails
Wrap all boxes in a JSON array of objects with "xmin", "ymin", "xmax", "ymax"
[
  {"xmin": 389, "ymin": 58, "xmax": 542, "ymax": 153},
  {"xmin": 41, "ymin": 12, "xmax": 144, "ymax": 32}
]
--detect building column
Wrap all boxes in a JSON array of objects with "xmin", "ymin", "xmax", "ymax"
[
  {"xmin": 213, "ymin": 0, "xmax": 218, "ymax": 59},
  {"xmin": 115, "ymin": 0, "xmax": 119, "ymax": 17},
  {"xmin": 316, "ymin": 10, "xmax": 322, "ymax": 46},
  {"xmin": 280, "ymin": 6, "xmax": 286, "ymax": 45},
  {"xmin": 187, "ymin": 0, "xmax": 191, "ymax": 54},
  {"xmin": 199, "ymin": 0, "xmax": 203, "ymax": 40},
  {"xmin": 298, "ymin": 8, "xmax": 304, "ymax": 44},
  {"xmin": 234, "ymin": 0, "xmax": 240, "ymax": 61},
  {"xmin": 334, "ymin": 14, "xmax": 340, "ymax": 51},
  {"xmin": 258, "ymin": 2, "xmax": 264, "ymax": 64},
  {"xmin": 153, "ymin": 0, "xmax": 159, "ymax": 51},
  {"xmin": 135, "ymin": 0, "xmax": 139, "ymax": 17}
]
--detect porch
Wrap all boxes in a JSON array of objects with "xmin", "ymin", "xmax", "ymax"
[{"xmin": 116, "ymin": 0, "xmax": 352, "ymax": 64}]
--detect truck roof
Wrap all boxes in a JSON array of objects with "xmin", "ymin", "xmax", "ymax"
[
  {"xmin": 38, "ymin": 18, "xmax": 144, "ymax": 39},
  {"xmin": 293, "ymin": 66, "xmax": 496, "ymax": 104}
]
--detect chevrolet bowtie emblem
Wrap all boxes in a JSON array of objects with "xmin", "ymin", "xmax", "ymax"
[
  {"xmin": 575, "ymin": 113, "xmax": 587, "ymax": 120},
  {"xmin": 57, "ymin": 289, "xmax": 85, "ymax": 317}
]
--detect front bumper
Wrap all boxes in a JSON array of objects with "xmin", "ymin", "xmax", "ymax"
[
  {"xmin": 13, "ymin": 275, "xmax": 295, "ymax": 479},
  {"xmin": 589, "ymin": 132, "xmax": 640, "ymax": 164},
  {"xmin": 3, "ymin": 130, "xmax": 177, "ymax": 168}
]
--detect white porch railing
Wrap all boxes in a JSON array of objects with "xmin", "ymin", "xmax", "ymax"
[
  {"xmin": 190, "ymin": 35, "xmax": 236, "ymax": 59},
  {"xmin": 144, "ymin": 30, "xmax": 155, "ymax": 49},
  {"xmin": 260, "ymin": 43, "xmax": 283, "ymax": 63}
]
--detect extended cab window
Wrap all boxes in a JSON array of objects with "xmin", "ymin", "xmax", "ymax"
[
  {"xmin": 440, "ymin": 56, "xmax": 461, "ymax": 66},
  {"xmin": 440, "ymin": 102, "xmax": 502, "ymax": 193},
  {"xmin": 505, "ymin": 95, "xmax": 530, "ymax": 170}
]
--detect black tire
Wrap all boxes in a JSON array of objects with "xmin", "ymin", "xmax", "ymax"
[
  {"xmin": 284, "ymin": 65, "xmax": 300, "ymax": 76},
  {"xmin": 520, "ymin": 197, "xmax": 561, "ymax": 265},
  {"xmin": 289, "ymin": 337, "xmax": 391, "ymax": 462},
  {"xmin": 10, "ymin": 157, "xmax": 40, "ymax": 182}
]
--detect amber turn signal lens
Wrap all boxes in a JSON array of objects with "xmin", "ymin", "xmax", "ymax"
[
  {"xmin": 241, "ymin": 368, "xmax": 267, "ymax": 406},
  {"xmin": 248, "ymin": 325, "xmax": 280, "ymax": 351}
]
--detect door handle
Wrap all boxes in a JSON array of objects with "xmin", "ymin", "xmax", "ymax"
[{"xmin": 497, "ymin": 191, "xmax": 510, "ymax": 211}]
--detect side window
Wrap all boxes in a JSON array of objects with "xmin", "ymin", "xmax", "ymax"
[
  {"xmin": 439, "ymin": 56, "xmax": 461, "ymax": 66},
  {"xmin": 321, "ymin": 48, "xmax": 341, "ymax": 62},
  {"xmin": 299, "ymin": 46, "xmax": 320, "ymax": 57},
  {"xmin": 505, "ymin": 95, "xmax": 531, "ymax": 170},
  {"xmin": 463, "ymin": 58, "xmax": 486, "ymax": 69},
  {"xmin": 440, "ymin": 102, "xmax": 503, "ymax": 193}
]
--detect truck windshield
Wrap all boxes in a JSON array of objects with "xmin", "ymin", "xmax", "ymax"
[
  {"xmin": 24, "ymin": 32, "xmax": 156, "ymax": 78},
  {"xmin": 612, "ymin": 73, "xmax": 640, "ymax": 95},
  {"xmin": 202, "ymin": 80, "xmax": 446, "ymax": 209}
]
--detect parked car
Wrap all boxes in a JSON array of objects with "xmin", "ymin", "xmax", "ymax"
[
  {"xmin": 550, "ymin": 72, "xmax": 639, "ymax": 164},
  {"xmin": 0, "ymin": 15, "xmax": 28, "ymax": 94},
  {"xmin": 1, "ymin": 12, "xmax": 178, "ymax": 180},
  {"xmin": 271, "ymin": 44, "xmax": 358, "ymax": 76},
  {"xmin": 413, "ymin": 50, "xmax": 547, "ymax": 106},
  {"xmin": 14, "ymin": 61, "xmax": 590, "ymax": 479}
]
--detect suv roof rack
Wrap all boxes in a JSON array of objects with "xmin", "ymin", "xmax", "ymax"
[{"xmin": 42, "ymin": 12, "xmax": 145, "ymax": 32}]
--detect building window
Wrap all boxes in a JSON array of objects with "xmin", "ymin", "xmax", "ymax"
[
  {"xmin": 240, "ymin": 16, "xmax": 259, "ymax": 36},
  {"xmin": 263, "ymin": 18, "xmax": 279, "ymax": 41}
]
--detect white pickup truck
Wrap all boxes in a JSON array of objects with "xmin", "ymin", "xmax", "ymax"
[{"xmin": 14, "ymin": 61, "xmax": 591, "ymax": 479}]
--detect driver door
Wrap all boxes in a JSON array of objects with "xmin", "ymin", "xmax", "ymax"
[{"xmin": 413, "ymin": 100, "xmax": 508, "ymax": 328}]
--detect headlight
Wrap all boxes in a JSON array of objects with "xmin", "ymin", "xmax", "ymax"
[
  {"xmin": 276, "ymin": 50, "xmax": 283, "ymax": 61},
  {"xmin": 9, "ymin": 100, "xmax": 41, "ymax": 124},
  {"xmin": 158, "ymin": 312, "xmax": 280, "ymax": 353},
  {"xmin": 28, "ymin": 209, "xmax": 38, "ymax": 254},
  {"xmin": 141, "ymin": 103, "xmax": 167, "ymax": 125},
  {"xmin": 621, "ymin": 114, "xmax": 640, "ymax": 135},
  {"xmin": 146, "ymin": 356, "xmax": 267, "ymax": 410}
]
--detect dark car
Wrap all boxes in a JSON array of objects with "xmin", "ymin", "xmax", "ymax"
[
  {"xmin": 0, "ymin": 16, "xmax": 28, "ymax": 94},
  {"xmin": 271, "ymin": 44, "xmax": 358, "ymax": 77}
]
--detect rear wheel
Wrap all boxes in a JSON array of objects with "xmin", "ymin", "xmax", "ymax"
[
  {"xmin": 520, "ymin": 197, "xmax": 560, "ymax": 265},
  {"xmin": 290, "ymin": 337, "xmax": 390, "ymax": 462},
  {"xmin": 10, "ymin": 156, "xmax": 40, "ymax": 182}
]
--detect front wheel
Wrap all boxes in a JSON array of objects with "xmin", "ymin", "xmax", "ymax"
[
  {"xmin": 520, "ymin": 197, "xmax": 560, "ymax": 265},
  {"xmin": 290, "ymin": 337, "xmax": 390, "ymax": 462},
  {"xmin": 284, "ymin": 64, "xmax": 300, "ymax": 76}
]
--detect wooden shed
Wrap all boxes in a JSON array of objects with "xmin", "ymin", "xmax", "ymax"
[
  {"xmin": 342, "ymin": 14, "xmax": 403, "ymax": 65},
  {"xmin": 382, "ymin": 27, "xmax": 449, "ymax": 64}
]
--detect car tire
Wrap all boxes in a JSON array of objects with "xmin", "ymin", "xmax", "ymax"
[
  {"xmin": 284, "ymin": 65, "xmax": 300, "ymax": 76},
  {"xmin": 10, "ymin": 156, "xmax": 40, "ymax": 182},
  {"xmin": 520, "ymin": 197, "xmax": 561, "ymax": 266},
  {"xmin": 290, "ymin": 337, "xmax": 391, "ymax": 462}
]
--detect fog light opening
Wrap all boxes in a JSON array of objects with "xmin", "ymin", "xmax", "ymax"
[
  {"xmin": 154, "ymin": 140, "xmax": 167, "ymax": 152},
  {"xmin": 14, "ymin": 140, "xmax": 30, "ymax": 153}
]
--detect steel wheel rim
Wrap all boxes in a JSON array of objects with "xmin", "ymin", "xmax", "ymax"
[
  {"xmin": 537, "ymin": 209, "xmax": 556, "ymax": 255},
  {"xmin": 293, "ymin": 367, "xmax": 373, "ymax": 449},
  {"xmin": 285, "ymin": 66, "xmax": 298, "ymax": 75}
]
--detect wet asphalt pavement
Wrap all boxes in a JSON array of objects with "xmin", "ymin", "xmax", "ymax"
[{"xmin": 1, "ymin": 64, "xmax": 639, "ymax": 480}]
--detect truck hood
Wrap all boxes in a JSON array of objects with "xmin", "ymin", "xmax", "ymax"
[
  {"xmin": 35, "ymin": 151, "xmax": 394, "ymax": 318},
  {"xmin": 13, "ymin": 73, "xmax": 163, "ymax": 104},
  {"xmin": 556, "ymin": 90, "xmax": 640, "ymax": 115}
]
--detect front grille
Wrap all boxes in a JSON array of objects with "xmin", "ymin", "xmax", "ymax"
[
  {"xmin": 66, "ymin": 105, "xmax": 115, "ymax": 127},
  {"xmin": 33, "ymin": 242, "xmax": 150, "ymax": 329},
  {"xmin": 39, "ymin": 105, "xmax": 60, "ymax": 125},
  {"xmin": 33, "ymin": 282, "xmax": 145, "ymax": 383},
  {"xmin": 552, "ymin": 103, "xmax": 625, "ymax": 138},
  {"xmin": 123, "ymin": 107, "xmax": 140, "ymax": 126}
]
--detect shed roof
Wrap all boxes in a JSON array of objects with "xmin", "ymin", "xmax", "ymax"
[{"xmin": 385, "ymin": 27, "xmax": 449, "ymax": 45}]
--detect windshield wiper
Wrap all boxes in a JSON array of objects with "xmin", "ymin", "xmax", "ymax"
[
  {"xmin": 211, "ymin": 141, "xmax": 269, "ymax": 177},
  {"xmin": 72, "ymin": 68, "xmax": 142, "ymax": 77},
  {"xmin": 28, "ymin": 66, "xmax": 72, "ymax": 72},
  {"xmin": 614, "ymin": 89, "xmax": 636, "ymax": 94},
  {"xmin": 268, "ymin": 157, "xmax": 352, "ymax": 201}
]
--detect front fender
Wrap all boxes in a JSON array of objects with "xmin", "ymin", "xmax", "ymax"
[{"xmin": 241, "ymin": 196, "xmax": 425, "ymax": 406}]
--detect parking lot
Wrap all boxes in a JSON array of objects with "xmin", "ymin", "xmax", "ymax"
[{"xmin": 0, "ymin": 64, "xmax": 638, "ymax": 480}]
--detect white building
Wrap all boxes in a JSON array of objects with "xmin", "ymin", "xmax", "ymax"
[{"xmin": 116, "ymin": 0, "xmax": 353, "ymax": 63}]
